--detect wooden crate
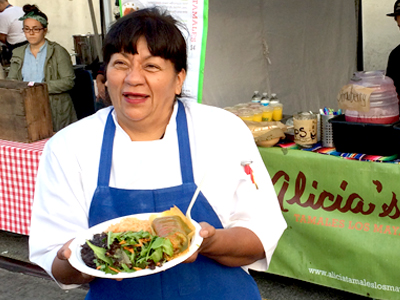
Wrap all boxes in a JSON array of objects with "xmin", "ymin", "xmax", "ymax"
[{"xmin": 0, "ymin": 80, "xmax": 53, "ymax": 143}]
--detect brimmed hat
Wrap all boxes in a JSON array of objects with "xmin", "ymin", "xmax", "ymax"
[{"xmin": 387, "ymin": 0, "xmax": 400, "ymax": 17}]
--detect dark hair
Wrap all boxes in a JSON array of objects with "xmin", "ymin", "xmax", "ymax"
[
  {"xmin": 103, "ymin": 7, "xmax": 187, "ymax": 75},
  {"xmin": 22, "ymin": 4, "xmax": 48, "ymax": 28}
]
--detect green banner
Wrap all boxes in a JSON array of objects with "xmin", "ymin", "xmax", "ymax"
[{"xmin": 259, "ymin": 147, "xmax": 400, "ymax": 300}]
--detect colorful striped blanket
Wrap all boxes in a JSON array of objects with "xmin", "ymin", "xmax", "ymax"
[{"xmin": 276, "ymin": 141, "xmax": 400, "ymax": 163}]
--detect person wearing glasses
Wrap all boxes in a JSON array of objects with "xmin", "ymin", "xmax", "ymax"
[{"xmin": 7, "ymin": 4, "xmax": 77, "ymax": 132}]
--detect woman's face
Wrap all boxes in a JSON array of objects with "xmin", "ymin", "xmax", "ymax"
[
  {"xmin": 106, "ymin": 37, "xmax": 186, "ymax": 133},
  {"xmin": 23, "ymin": 18, "xmax": 46, "ymax": 46}
]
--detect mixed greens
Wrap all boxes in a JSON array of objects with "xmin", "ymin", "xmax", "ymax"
[{"xmin": 81, "ymin": 230, "xmax": 174, "ymax": 274}]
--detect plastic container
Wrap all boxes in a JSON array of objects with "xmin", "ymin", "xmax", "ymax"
[
  {"xmin": 252, "ymin": 109, "xmax": 263, "ymax": 122},
  {"xmin": 330, "ymin": 114, "xmax": 400, "ymax": 156},
  {"xmin": 272, "ymin": 103, "xmax": 283, "ymax": 121},
  {"xmin": 261, "ymin": 92, "xmax": 269, "ymax": 101},
  {"xmin": 344, "ymin": 71, "xmax": 399, "ymax": 124},
  {"xmin": 251, "ymin": 91, "xmax": 262, "ymax": 103},
  {"xmin": 237, "ymin": 109, "xmax": 253, "ymax": 121},
  {"xmin": 262, "ymin": 106, "xmax": 273, "ymax": 121}
]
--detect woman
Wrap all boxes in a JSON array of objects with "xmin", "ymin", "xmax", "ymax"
[
  {"xmin": 7, "ymin": 4, "xmax": 77, "ymax": 132},
  {"xmin": 29, "ymin": 7, "xmax": 287, "ymax": 300}
]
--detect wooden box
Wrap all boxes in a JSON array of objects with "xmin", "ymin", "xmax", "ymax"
[{"xmin": 0, "ymin": 80, "xmax": 53, "ymax": 143}]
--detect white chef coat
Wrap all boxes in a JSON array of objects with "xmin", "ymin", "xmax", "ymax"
[
  {"xmin": 0, "ymin": 6, "xmax": 26, "ymax": 45},
  {"xmin": 29, "ymin": 99, "xmax": 287, "ymax": 288}
]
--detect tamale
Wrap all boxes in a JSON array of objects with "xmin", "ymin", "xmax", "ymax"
[
  {"xmin": 152, "ymin": 216, "xmax": 190, "ymax": 254},
  {"xmin": 150, "ymin": 206, "xmax": 196, "ymax": 256}
]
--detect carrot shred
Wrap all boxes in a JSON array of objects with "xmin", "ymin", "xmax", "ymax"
[
  {"xmin": 133, "ymin": 267, "xmax": 142, "ymax": 271},
  {"xmin": 109, "ymin": 266, "xmax": 120, "ymax": 273},
  {"xmin": 119, "ymin": 240, "xmax": 126, "ymax": 245},
  {"xmin": 124, "ymin": 246, "xmax": 134, "ymax": 253},
  {"xmin": 96, "ymin": 266, "xmax": 101, "ymax": 270}
]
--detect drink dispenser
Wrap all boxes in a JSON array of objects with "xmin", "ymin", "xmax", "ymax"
[{"xmin": 344, "ymin": 71, "xmax": 399, "ymax": 124}]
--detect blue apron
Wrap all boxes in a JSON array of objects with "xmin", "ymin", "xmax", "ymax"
[{"xmin": 85, "ymin": 101, "xmax": 261, "ymax": 300}]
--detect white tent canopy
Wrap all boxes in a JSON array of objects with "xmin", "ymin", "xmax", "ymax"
[{"xmin": 202, "ymin": 0, "xmax": 358, "ymax": 114}]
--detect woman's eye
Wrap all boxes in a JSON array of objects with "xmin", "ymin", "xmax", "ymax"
[
  {"xmin": 113, "ymin": 60, "xmax": 128, "ymax": 68},
  {"xmin": 145, "ymin": 64, "xmax": 160, "ymax": 71}
]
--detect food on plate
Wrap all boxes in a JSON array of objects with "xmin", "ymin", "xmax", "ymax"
[
  {"xmin": 80, "ymin": 206, "xmax": 196, "ymax": 274},
  {"xmin": 152, "ymin": 216, "xmax": 191, "ymax": 256}
]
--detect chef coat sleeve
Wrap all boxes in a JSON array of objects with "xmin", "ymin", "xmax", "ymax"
[
  {"xmin": 29, "ymin": 135, "xmax": 89, "ymax": 289},
  {"xmin": 216, "ymin": 114, "xmax": 287, "ymax": 272}
]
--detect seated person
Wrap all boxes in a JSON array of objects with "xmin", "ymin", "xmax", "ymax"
[{"xmin": 7, "ymin": 4, "xmax": 77, "ymax": 132}]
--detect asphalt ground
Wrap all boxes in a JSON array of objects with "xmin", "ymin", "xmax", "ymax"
[{"xmin": 0, "ymin": 230, "xmax": 375, "ymax": 300}]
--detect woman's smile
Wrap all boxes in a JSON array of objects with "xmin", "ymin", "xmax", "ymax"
[
  {"xmin": 122, "ymin": 92, "xmax": 149, "ymax": 104},
  {"xmin": 105, "ymin": 36, "xmax": 186, "ymax": 140}
]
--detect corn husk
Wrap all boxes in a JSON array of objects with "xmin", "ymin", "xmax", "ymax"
[{"xmin": 244, "ymin": 120, "xmax": 287, "ymax": 145}]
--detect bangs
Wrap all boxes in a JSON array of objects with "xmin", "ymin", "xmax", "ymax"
[{"xmin": 103, "ymin": 7, "xmax": 187, "ymax": 73}]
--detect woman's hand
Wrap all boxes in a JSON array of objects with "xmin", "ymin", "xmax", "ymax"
[
  {"xmin": 184, "ymin": 222, "xmax": 266, "ymax": 267},
  {"xmin": 183, "ymin": 222, "xmax": 216, "ymax": 263},
  {"xmin": 52, "ymin": 239, "xmax": 95, "ymax": 285}
]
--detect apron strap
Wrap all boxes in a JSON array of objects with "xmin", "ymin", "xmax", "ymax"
[
  {"xmin": 176, "ymin": 100, "xmax": 194, "ymax": 183},
  {"xmin": 97, "ymin": 110, "xmax": 115, "ymax": 186}
]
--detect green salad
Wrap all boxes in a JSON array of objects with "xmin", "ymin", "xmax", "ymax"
[{"xmin": 81, "ymin": 230, "xmax": 174, "ymax": 274}]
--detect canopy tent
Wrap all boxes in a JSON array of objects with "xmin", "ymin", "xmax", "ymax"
[
  {"xmin": 93, "ymin": 0, "xmax": 358, "ymax": 114},
  {"xmin": 202, "ymin": 0, "xmax": 358, "ymax": 114}
]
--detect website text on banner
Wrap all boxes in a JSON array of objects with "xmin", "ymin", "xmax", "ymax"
[
  {"xmin": 259, "ymin": 147, "xmax": 400, "ymax": 300},
  {"xmin": 119, "ymin": 0, "xmax": 208, "ymax": 102}
]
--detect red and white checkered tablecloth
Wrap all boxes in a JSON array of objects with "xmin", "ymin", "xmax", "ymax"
[{"xmin": 0, "ymin": 139, "xmax": 48, "ymax": 235}]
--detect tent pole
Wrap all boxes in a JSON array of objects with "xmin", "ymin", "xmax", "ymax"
[
  {"xmin": 102, "ymin": 0, "xmax": 113, "ymax": 33},
  {"xmin": 87, "ymin": 0, "xmax": 104, "ymax": 62}
]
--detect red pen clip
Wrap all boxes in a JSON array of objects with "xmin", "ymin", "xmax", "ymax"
[{"xmin": 241, "ymin": 161, "xmax": 259, "ymax": 189}]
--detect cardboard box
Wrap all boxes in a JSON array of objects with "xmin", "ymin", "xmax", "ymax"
[{"xmin": 0, "ymin": 80, "xmax": 53, "ymax": 143}]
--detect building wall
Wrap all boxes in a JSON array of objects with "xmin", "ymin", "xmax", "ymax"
[{"xmin": 363, "ymin": 0, "xmax": 400, "ymax": 71}]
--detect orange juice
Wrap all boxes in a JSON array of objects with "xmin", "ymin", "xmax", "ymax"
[
  {"xmin": 252, "ymin": 109, "xmax": 263, "ymax": 122},
  {"xmin": 262, "ymin": 107, "xmax": 273, "ymax": 121},
  {"xmin": 272, "ymin": 103, "xmax": 283, "ymax": 121}
]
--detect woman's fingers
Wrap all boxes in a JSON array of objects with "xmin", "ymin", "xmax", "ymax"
[
  {"xmin": 57, "ymin": 239, "xmax": 74, "ymax": 260},
  {"xmin": 183, "ymin": 222, "xmax": 215, "ymax": 264}
]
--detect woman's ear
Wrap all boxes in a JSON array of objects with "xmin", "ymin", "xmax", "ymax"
[{"xmin": 175, "ymin": 69, "xmax": 186, "ymax": 95}]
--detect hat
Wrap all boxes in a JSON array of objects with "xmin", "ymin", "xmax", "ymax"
[{"xmin": 387, "ymin": 0, "xmax": 400, "ymax": 17}]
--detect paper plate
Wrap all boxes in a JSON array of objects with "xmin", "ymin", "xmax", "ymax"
[{"xmin": 68, "ymin": 213, "xmax": 203, "ymax": 279}]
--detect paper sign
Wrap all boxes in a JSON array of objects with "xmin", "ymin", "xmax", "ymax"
[{"xmin": 337, "ymin": 84, "xmax": 374, "ymax": 112}]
